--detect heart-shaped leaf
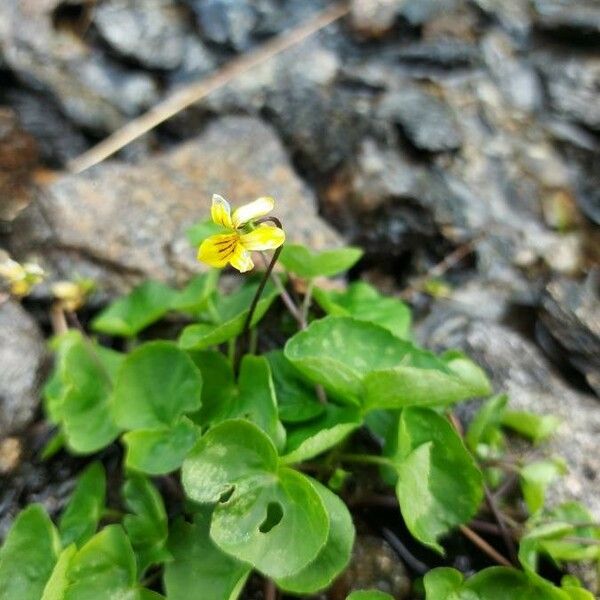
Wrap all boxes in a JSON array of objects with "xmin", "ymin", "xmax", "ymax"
[
  {"xmin": 285, "ymin": 317, "xmax": 413, "ymax": 403},
  {"xmin": 61, "ymin": 339, "xmax": 123, "ymax": 453},
  {"xmin": 92, "ymin": 281, "xmax": 177, "ymax": 337},
  {"xmin": 42, "ymin": 545, "xmax": 76, "ymax": 600},
  {"xmin": 228, "ymin": 355, "xmax": 286, "ymax": 451},
  {"xmin": 123, "ymin": 417, "xmax": 200, "ymax": 475},
  {"xmin": 279, "ymin": 244, "xmax": 363, "ymax": 278},
  {"xmin": 59, "ymin": 462, "xmax": 105, "ymax": 547},
  {"xmin": 314, "ymin": 282, "xmax": 411, "ymax": 340},
  {"xmin": 164, "ymin": 510, "xmax": 251, "ymax": 600},
  {"xmin": 182, "ymin": 420, "xmax": 329, "ymax": 579},
  {"xmin": 113, "ymin": 342, "xmax": 202, "ymax": 429},
  {"xmin": 281, "ymin": 404, "xmax": 362, "ymax": 464},
  {"xmin": 188, "ymin": 350, "xmax": 236, "ymax": 426},
  {"xmin": 276, "ymin": 479, "xmax": 354, "ymax": 594},
  {"xmin": 123, "ymin": 474, "xmax": 170, "ymax": 574},
  {"xmin": 266, "ymin": 351, "xmax": 324, "ymax": 424},
  {"xmin": 0, "ymin": 505, "xmax": 61, "ymax": 600},
  {"xmin": 363, "ymin": 350, "xmax": 491, "ymax": 412},
  {"xmin": 394, "ymin": 408, "xmax": 483, "ymax": 553}
]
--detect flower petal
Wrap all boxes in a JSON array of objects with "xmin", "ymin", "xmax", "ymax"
[
  {"xmin": 229, "ymin": 244, "xmax": 254, "ymax": 273},
  {"xmin": 239, "ymin": 224, "xmax": 285, "ymax": 251},
  {"xmin": 211, "ymin": 194, "xmax": 233, "ymax": 229},
  {"xmin": 197, "ymin": 233, "xmax": 238, "ymax": 268},
  {"xmin": 232, "ymin": 196, "xmax": 274, "ymax": 228}
]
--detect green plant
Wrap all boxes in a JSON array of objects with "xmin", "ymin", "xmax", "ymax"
[{"xmin": 2, "ymin": 196, "xmax": 598, "ymax": 599}]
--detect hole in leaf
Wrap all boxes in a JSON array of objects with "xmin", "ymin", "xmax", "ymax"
[
  {"xmin": 219, "ymin": 486, "xmax": 234, "ymax": 503},
  {"xmin": 259, "ymin": 502, "xmax": 283, "ymax": 533}
]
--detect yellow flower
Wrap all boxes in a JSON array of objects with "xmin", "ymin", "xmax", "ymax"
[
  {"xmin": 198, "ymin": 194, "xmax": 285, "ymax": 273},
  {"xmin": 0, "ymin": 257, "xmax": 44, "ymax": 297}
]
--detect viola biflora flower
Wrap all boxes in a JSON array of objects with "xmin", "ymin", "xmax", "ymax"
[
  {"xmin": 0, "ymin": 256, "xmax": 44, "ymax": 297},
  {"xmin": 198, "ymin": 194, "xmax": 285, "ymax": 272}
]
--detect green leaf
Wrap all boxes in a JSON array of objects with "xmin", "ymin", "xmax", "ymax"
[
  {"xmin": 59, "ymin": 462, "xmax": 106, "ymax": 547},
  {"xmin": 164, "ymin": 510, "xmax": 250, "ymax": 600},
  {"xmin": 394, "ymin": 408, "xmax": 484, "ymax": 553},
  {"xmin": 279, "ymin": 244, "xmax": 363, "ymax": 278},
  {"xmin": 43, "ymin": 331, "xmax": 82, "ymax": 424},
  {"xmin": 61, "ymin": 339, "xmax": 123, "ymax": 453},
  {"xmin": 123, "ymin": 417, "xmax": 200, "ymax": 475},
  {"xmin": 313, "ymin": 282, "xmax": 411, "ymax": 339},
  {"xmin": 228, "ymin": 355, "xmax": 286, "ymax": 451},
  {"xmin": 285, "ymin": 317, "xmax": 413, "ymax": 403},
  {"xmin": 186, "ymin": 218, "xmax": 226, "ymax": 246},
  {"xmin": 113, "ymin": 341, "xmax": 203, "ymax": 429},
  {"xmin": 170, "ymin": 271, "xmax": 219, "ymax": 313},
  {"xmin": 92, "ymin": 280, "xmax": 177, "ymax": 337},
  {"xmin": 64, "ymin": 525, "xmax": 138, "ymax": 600},
  {"xmin": 363, "ymin": 350, "xmax": 491, "ymax": 412},
  {"xmin": 280, "ymin": 404, "xmax": 362, "ymax": 464},
  {"xmin": 423, "ymin": 567, "xmax": 465, "ymax": 598},
  {"xmin": 501, "ymin": 411, "xmax": 560, "ymax": 444},
  {"xmin": 424, "ymin": 566, "xmax": 574, "ymax": 599},
  {"xmin": 465, "ymin": 394, "xmax": 507, "ymax": 453},
  {"xmin": 188, "ymin": 350, "xmax": 236, "ymax": 425},
  {"xmin": 465, "ymin": 567, "xmax": 571, "ymax": 600},
  {"xmin": 266, "ymin": 350, "xmax": 324, "ymax": 424},
  {"xmin": 520, "ymin": 458, "xmax": 567, "ymax": 515},
  {"xmin": 346, "ymin": 592, "xmax": 394, "ymax": 600},
  {"xmin": 123, "ymin": 474, "xmax": 170, "ymax": 574},
  {"xmin": 41, "ymin": 545, "xmax": 76, "ymax": 600},
  {"xmin": 179, "ymin": 281, "xmax": 279, "ymax": 350},
  {"xmin": 276, "ymin": 479, "xmax": 354, "ymax": 594},
  {"xmin": 0, "ymin": 505, "xmax": 61, "ymax": 600},
  {"xmin": 181, "ymin": 420, "xmax": 329, "ymax": 578}
]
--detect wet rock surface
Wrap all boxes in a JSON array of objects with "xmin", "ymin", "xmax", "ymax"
[
  {"xmin": 0, "ymin": 300, "xmax": 46, "ymax": 438},
  {"xmin": 5, "ymin": 116, "xmax": 341, "ymax": 293}
]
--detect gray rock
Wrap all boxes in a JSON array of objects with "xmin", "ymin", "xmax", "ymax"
[
  {"xmin": 93, "ymin": 0, "xmax": 188, "ymax": 70},
  {"xmin": 188, "ymin": 0, "xmax": 257, "ymax": 51},
  {"xmin": 378, "ymin": 87, "xmax": 463, "ymax": 152},
  {"xmin": 349, "ymin": 0, "xmax": 403, "ymax": 38},
  {"xmin": 535, "ymin": 51, "xmax": 600, "ymax": 132},
  {"xmin": 0, "ymin": 0, "xmax": 158, "ymax": 133},
  {"xmin": 540, "ymin": 273, "xmax": 600, "ymax": 397},
  {"xmin": 532, "ymin": 0, "xmax": 600, "ymax": 42},
  {"xmin": 6, "ymin": 116, "xmax": 342, "ymax": 293},
  {"xmin": 3, "ymin": 88, "xmax": 89, "ymax": 167},
  {"xmin": 391, "ymin": 39, "xmax": 480, "ymax": 70},
  {"xmin": 0, "ymin": 301, "xmax": 46, "ymax": 438},
  {"xmin": 417, "ymin": 307, "xmax": 600, "ymax": 519}
]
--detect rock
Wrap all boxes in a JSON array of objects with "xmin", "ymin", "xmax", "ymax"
[
  {"xmin": 3, "ymin": 88, "xmax": 89, "ymax": 167},
  {"xmin": 535, "ymin": 51, "xmax": 600, "ymax": 132},
  {"xmin": 539, "ymin": 273, "xmax": 600, "ymax": 397},
  {"xmin": 391, "ymin": 39, "xmax": 480, "ymax": 70},
  {"xmin": 187, "ymin": 0, "xmax": 257, "ymax": 51},
  {"xmin": 350, "ymin": 0, "xmax": 403, "ymax": 38},
  {"xmin": 532, "ymin": 0, "xmax": 600, "ymax": 43},
  {"xmin": 329, "ymin": 535, "xmax": 411, "ymax": 599},
  {"xmin": 417, "ymin": 307, "xmax": 600, "ymax": 519},
  {"xmin": 378, "ymin": 87, "xmax": 463, "ymax": 152},
  {"xmin": 93, "ymin": 0, "xmax": 188, "ymax": 70},
  {"xmin": 0, "ymin": 301, "xmax": 46, "ymax": 438},
  {"xmin": 0, "ymin": 107, "xmax": 38, "ymax": 222},
  {"xmin": 481, "ymin": 31, "xmax": 542, "ymax": 113},
  {"xmin": 0, "ymin": 0, "xmax": 159, "ymax": 133},
  {"xmin": 6, "ymin": 116, "xmax": 342, "ymax": 293}
]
